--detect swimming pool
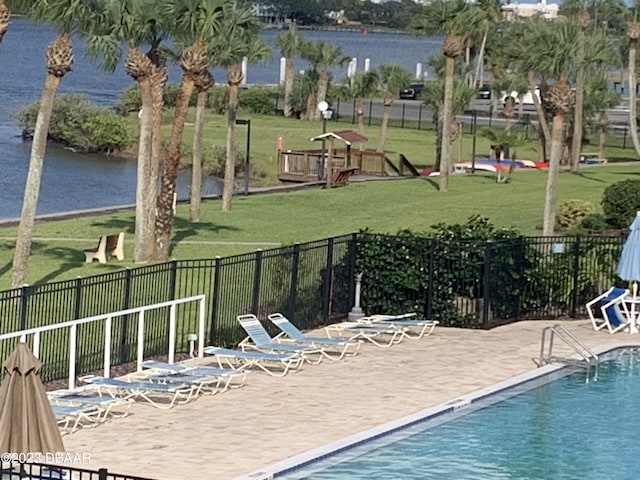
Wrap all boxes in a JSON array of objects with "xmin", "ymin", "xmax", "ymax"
[{"xmin": 245, "ymin": 346, "xmax": 640, "ymax": 480}]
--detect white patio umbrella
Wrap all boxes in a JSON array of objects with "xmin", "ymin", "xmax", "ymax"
[{"xmin": 616, "ymin": 212, "xmax": 640, "ymax": 332}]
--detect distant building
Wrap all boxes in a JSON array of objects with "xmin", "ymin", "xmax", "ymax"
[{"xmin": 501, "ymin": 1, "xmax": 559, "ymax": 21}]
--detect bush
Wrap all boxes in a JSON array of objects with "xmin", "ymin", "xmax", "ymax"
[
  {"xmin": 602, "ymin": 179, "xmax": 640, "ymax": 228},
  {"xmin": 556, "ymin": 199, "xmax": 594, "ymax": 230},
  {"xmin": 207, "ymin": 86, "xmax": 229, "ymax": 114},
  {"xmin": 115, "ymin": 85, "xmax": 141, "ymax": 114},
  {"xmin": 239, "ymin": 87, "xmax": 275, "ymax": 115},
  {"xmin": 578, "ymin": 213, "xmax": 608, "ymax": 234},
  {"xmin": 16, "ymin": 93, "xmax": 130, "ymax": 154}
]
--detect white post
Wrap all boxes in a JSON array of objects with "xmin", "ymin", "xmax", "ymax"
[
  {"xmin": 348, "ymin": 57, "xmax": 357, "ymax": 78},
  {"xmin": 32, "ymin": 332, "xmax": 40, "ymax": 358},
  {"xmin": 168, "ymin": 304, "xmax": 176, "ymax": 364},
  {"xmin": 348, "ymin": 273, "xmax": 364, "ymax": 321},
  {"xmin": 69, "ymin": 324, "xmax": 77, "ymax": 391},
  {"xmin": 279, "ymin": 57, "xmax": 286, "ymax": 85},
  {"xmin": 416, "ymin": 63, "xmax": 423, "ymax": 80},
  {"xmin": 104, "ymin": 316, "xmax": 112, "ymax": 378},
  {"xmin": 364, "ymin": 58, "xmax": 370, "ymax": 72},
  {"xmin": 198, "ymin": 297, "xmax": 205, "ymax": 358},
  {"xmin": 241, "ymin": 56, "xmax": 248, "ymax": 86},
  {"xmin": 136, "ymin": 310, "xmax": 145, "ymax": 372}
]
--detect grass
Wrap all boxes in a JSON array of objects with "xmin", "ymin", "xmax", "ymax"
[{"xmin": 0, "ymin": 162, "xmax": 637, "ymax": 290}]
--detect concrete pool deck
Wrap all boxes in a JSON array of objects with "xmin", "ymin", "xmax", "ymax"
[{"xmin": 62, "ymin": 319, "xmax": 631, "ymax": 480}]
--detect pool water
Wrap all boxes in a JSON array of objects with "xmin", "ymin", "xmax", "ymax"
[{"xmin": 277, "ymin": 349, "xmax": 640, "ymax": 479}]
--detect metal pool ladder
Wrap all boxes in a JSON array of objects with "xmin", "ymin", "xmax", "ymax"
[{"xmin": 538, "ymin": 324, "xmax": 599, "ymax": 378}]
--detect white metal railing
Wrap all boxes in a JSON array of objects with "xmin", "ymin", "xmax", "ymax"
[
  {"xmin": 538, "ymin": 324, "xmax": 599, "ymax": 379},
  {"xmin": 0, "ymin": 294, "xmax": 206, "ymax": 390}
]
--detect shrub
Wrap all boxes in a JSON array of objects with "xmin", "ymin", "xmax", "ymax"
[
  {"xmin": 16, "ymin": 93, "xmax": 130, "ymax": 153},
  {"xmin": 239, "ymin": 87, "xmax": 275, "ymax": 115},
  {"xmin": 578, "ymin": 213, "xmax": 608, "ymax": 234},
  {"xmin": 602, "ymin": 179, "xmax": 640, "ymax": 228},
  {"xmin": 207, "ymin": 86, "xmax": 229, "ymax": 114},
  {"xmin": 556, "ymin": 199, "xmax": 594, "ymax": 230},
  {"xmin": 116, "ymin": 85, "xmax": 141, "ymax": 114}
]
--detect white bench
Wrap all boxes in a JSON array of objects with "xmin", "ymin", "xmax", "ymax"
[{"xmin": 83, "ymin": 232, "xmax": 125, "ymax": 263}]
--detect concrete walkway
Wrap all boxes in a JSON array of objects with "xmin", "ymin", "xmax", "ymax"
[{"xmin": 61, "ymin": 319, "xmax": 632, "ymax": 480}]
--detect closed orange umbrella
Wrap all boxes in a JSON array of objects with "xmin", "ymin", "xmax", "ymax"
[{"xmin": 0, "ymin": 342, "xmax": 64, "ymax": 456}]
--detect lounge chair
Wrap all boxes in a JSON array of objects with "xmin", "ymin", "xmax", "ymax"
[
  {"xmin": 237, "ymin": 314, "xmax": 325, "ymax": 364},
  {"xmin": 79, "ymin": 375, "xmax": 196, "ymax": 409},
  {"xmin": 325, "ymin": 321, "xmax": 407, "ymax": 348},
  {"xmin": 203, "ymin": 346, "xmax": 302, "ymax": 377},
  {"xmin": 586, "ymin": 287, "xmax": 632, "ymax": 333},
  {"xmin": 141, "ymin": 360, "xmax": 247, "ymax": 392},
  {"xmin": 356, "ymin": 312, "xmax": 439, "ymax": 339},
  {"xmin": 48, "ymin": 389, "xmax": 133, "ymax": 424},
  {"xmin": 51, "ymin": 403, "xmax": 103, "ymax": 435},
  {"xmin": 267, "ymin": 313, "xmax": 361, "ymax": 360}
]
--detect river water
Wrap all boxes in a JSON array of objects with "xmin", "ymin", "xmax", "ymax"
[{"xmin": 0, "ymin": 17, "xmax": 439, "ymax": 220}]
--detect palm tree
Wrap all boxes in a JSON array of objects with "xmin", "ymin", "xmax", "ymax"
[
  {"xmin": 11, "ymin": 0, "xmax": 90, "ymax": 288},
  {"xmin": 301, "ymin": 40, "xmax": 350, "ymax": 121},
  {"xmin": 439, "ymin": 34, "xmax": 464, "ymax": 192},
  {"xmin": 84, "ymin": 0, "xmax": 169, "ymax": 263},
  {"xmin": 627, "ymin": 20, "xmax": 640, "ymax": 158},
  {"xmin": 570, "ymin": 9, "xmax": 591, "ymax": 171},
  {"xmin": 153, "ymin": 0, "xmax": 224, "ymax": 261},
  {"xmin": 190, "ymin": 69, "xmax": 215, "ymax": 223},
  {"xmin": 0, "ymin": 0, "xmax": 10, "ymax": 48},
  {"xmin": 210, "ymin": 3, "xmax": 269, "ymax": 212},
  {"xmin": 480, "ymin": 127, "xmax": 528, "ymax": 184},
  {"xmin": 375, "ymin": 64, "xmax": 413, "ymax": 153},
  {"xmin": 275, "ymin": 24, "xmax": 303, "ymax": 118},
  {"xmin": 584, "ymin": 72, "xmax": 621, "ymax": 162},
  {"xmin": 339, "ymin": 71, "xmax": 379, "ymax": 149}
]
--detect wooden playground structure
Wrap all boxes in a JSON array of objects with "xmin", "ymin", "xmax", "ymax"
[{"xmin": 277, "ymin": 130, "xmax": 420, "ymax": 187}]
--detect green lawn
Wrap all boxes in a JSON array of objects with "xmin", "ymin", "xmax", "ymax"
[{"xmin": 0, "ymin": 162, "xmax": 636, "ymax": 290}]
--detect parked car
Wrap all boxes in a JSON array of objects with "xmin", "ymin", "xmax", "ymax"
[
  {"xmin": 399, "ymin": 83, "xmax": 425, "ymax": 100},
  {"xmin": 476, "ymin": 84, "xmax": 491, "ymax": 100}
]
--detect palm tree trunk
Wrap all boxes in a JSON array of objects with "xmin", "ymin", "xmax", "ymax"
[
  {"xmin": 190, "ymin": 90, "xmax": 206, "ymax": 222},
  {"xmin": 376, "ymin": 93, "xmax": 392, "ymax": 153},
  {"xmin": 283, "ymin": 58, "xmax": 294, "ymax": 118},
  {"xmin": 356, "ymin": 98, "xmax": 365, "ymax": 151},
  {"xmin": 570, "ymin": 31, "xmax": 586, "ymax": 172},
  {"xmin": 12, "ymin": 74, "xmax": 60, "ymax": 288},
  {"xmin": 315, "ymin": 70, "xmax": 330, "ymax": 121},
  {"xmin": 529, "ymin": 72, "xmax": 550, "ymax": 149},
  {"xmin": 542, "ymin": 113, "xmax": 565, "ymax": 236},
  {"xmin": 222, "ymin": 64, "xmax": 242, "ymax": 212},
  {"xmin": 0, "ymin": 1, "xmax": 9, "ymax": 49},
  {"xmin": 628, "ymin": 38, "xmax": 640, "ymax": 157},
  {"xmin": 440, "ymin": 55, "xmax": 455, "ymax": 192},
  {"xmin": 473, "ymin": 28, "xmax": 488, "ymax": 87},
  {"xmin": 153, "ymin": 73, "xmax": 196, "ymax": 261},
  {"xmin": 598, "ymin": 111, "xmax": 607, "ymax": 163}
]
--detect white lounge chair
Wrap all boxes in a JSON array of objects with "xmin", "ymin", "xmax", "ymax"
[
  {"xmin": 141, "ymin": 360, "xmax": 247, "ymax": 392},
  {"xmin": 203, "ymin": 346, "xmax": 303, "ymax": 377},
  {"xmin": 48, "ymin": 389, "xmax": 133, "ymax": 425},
  {"xmin": 237, "ymin": 314, "xmax": 325, "ymax": 364},
  {"xmin": 325, "ymin": 321, "xmax": 407, "ymax": 348},
  {"xmin": 79, "ymin": 375, "xmax": 196, "ymax": 409},
  {"xmin": 586, "ymin": 287, "xmax": 632, "ymax": 333},
  {"xmin": 51, "ymin": 403, "xmax": 103, "ymax": 435},
  {"xmin": 267, "ymin": 313, "xmax": 361, "ymax": 360},
  {"xmin": 356, "ymin": 312, "xmax": 439, "ymax": 339}
]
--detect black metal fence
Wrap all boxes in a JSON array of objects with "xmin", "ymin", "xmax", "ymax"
[
  {"xmin": 0, "ymin": 462, "xmax": 155, "ymax": 480},
  {"xmin": 0, "ymin": 232, "xmax": 625, "ymax": 382},
  {"xmin": 274, "ymin": 96, "xmax": 636, "ymax": 153}
]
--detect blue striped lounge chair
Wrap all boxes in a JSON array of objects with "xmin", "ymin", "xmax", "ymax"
[
  {"xmin": 324, "ymin": 321, "xmax": 407, "ymax": 348},
  {"xmin": 267, "ymin": 313, "xmax": 361, "ymax": 360},
  {"xmin": 141, "ymin": 360, "xmax": 247, "ymax": 393},
  {"xmin": 203, "ymin": 346, "xmax": 303, "ymax": 377},
  {"xmin": 356, "ymin": 312, "xmax": 439, "ymax": 339},
  {"xmin": 79, "ymin": 375, "xmax": 196, "ymax": 409},
  {"xmin": 237, "ymin": 314, "xmax": 325, "ymax": 364}
]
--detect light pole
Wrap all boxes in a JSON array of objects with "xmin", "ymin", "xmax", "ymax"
[
  {"xmin": 317, "ymin": 101, "xmax": 333, "ymax": 180},
  {"xmin": 235, "ymin": 118, "xmax": 251, "ymax": 196}
]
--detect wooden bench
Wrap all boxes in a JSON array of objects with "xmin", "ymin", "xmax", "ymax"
[
  {"xmin": 83, "ymin": 232, "xmax": 125, "ymax": 263},
  {"xmin": 330, "ymin": 167, "xmax": 359, "ymax": 187}
]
